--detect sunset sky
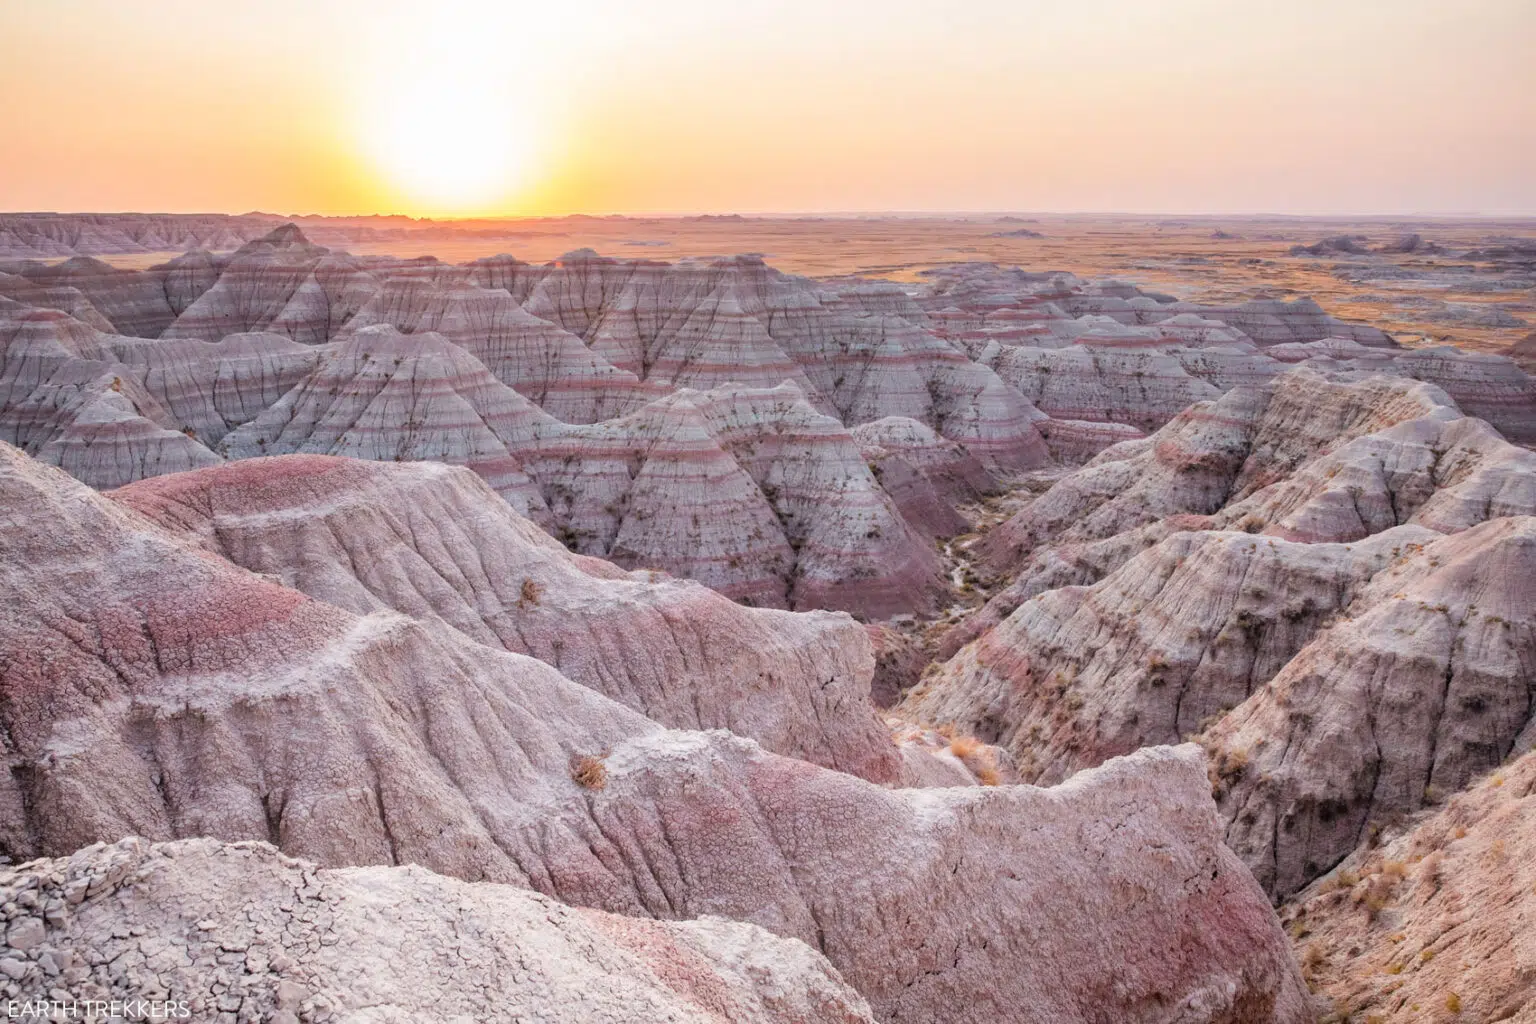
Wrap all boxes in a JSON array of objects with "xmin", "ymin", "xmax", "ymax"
[{"xmin": 2, "ymin": 0, "xmax": 1532, "ymax": 218}]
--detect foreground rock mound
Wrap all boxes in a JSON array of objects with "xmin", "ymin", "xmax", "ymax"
[
  {"xmin": 1, "ymin": 837, "xmax": 874, "ymax": 1024},
  {"xmin": 0, "ymin": 445, "xmax": 1308, "ymax": 1023},
  {"xmin": 112, "ymin": 455, "xmax": 901, "ymax": 781}
]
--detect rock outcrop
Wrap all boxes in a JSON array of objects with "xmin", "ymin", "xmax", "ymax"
[
  {"xmin": 0, "ymin": 837, "xmax": 876, "ymax": 1024},
  {"xmin": 901, "ymin": 525, "xmax": 1442, "ymax": 785},
  {"xmin": 908, "ymin": 368, "xmax": 1535, "ymax": 899},
  {"xmin": 341, "ymin": 269, "xmax": 662, "ymax": 422},
  {"xmin": 0, "ymin": 443, "xmax": 1310, "ymax": 1023},
  {"xmin": 0, "ymin": 213, "xmax": 276, "ymax": 260},
  {"xmin": 853, "ymin": 416, "xmax": 996, "ymax": 537},
  {"xmin": 221, "ymin": 334, "xmax": 946, "ymax": 616},
  {"xmin": 112, "ymin": 455, "xmax": 902, "ymax": 782},
  {"xmin": 1281, "ymin": 750, "xmax": 1536, "ymax": 1022},
  {"xmin": 1209, "ymin": 517, "xmax": 1536, "ymax": 897}
]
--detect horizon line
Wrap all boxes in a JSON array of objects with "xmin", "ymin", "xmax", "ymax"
[{"xmin": 6, "ymin": 208, "xmax": 1536, "ymax": 223}]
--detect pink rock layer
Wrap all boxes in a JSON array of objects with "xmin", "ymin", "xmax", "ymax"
[{"xmin": 0, "ymin": 441, "xmax": 1308, "ymax": 1023}]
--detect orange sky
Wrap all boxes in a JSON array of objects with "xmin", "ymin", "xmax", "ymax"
[{"xmin": 2, "ymin": 0, "xmax": 1533, "ymax": 217}]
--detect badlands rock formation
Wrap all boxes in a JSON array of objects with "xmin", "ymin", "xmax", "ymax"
[
  {"xmin": 0, "ymin": 443, "xmax": 1309, "ymax": 1022},
  {"xmin": 1209, "ymin": 517, "xmax": 1536, "ymax": 897},
  {"xmin": 0, "ymin": 213, "xmax": 277, "ymax": 259},
  {"xmin": 1281, "ymin": 750, "xmax": 1536, "ymax": 1022},
  {"xmin": 112, "ymin": 454, "xmax": 902, "ymax": 782},
  {"xmin": 216, "ymin": 330, "xmax": 945, "ymax": 616},
  {"xmin": 919, "ymin": 263, "xmax": 1536, "ymax": 449},
  {"xmin": 1, "ymin": 837, "xmax": 876, "ymax": 1024},
  {"xmin": 904, "ymin": 367, "xmax": 1536, "ymax": 903},
  {"xmin": 10, "ymin": 213, "xmax": 1536, "ymax": 1018},
  {"xmin": 6, "ymin": 223, "xmax": 1533, "ymax": 619}
]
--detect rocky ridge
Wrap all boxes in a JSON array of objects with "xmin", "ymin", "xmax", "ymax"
[
  {"xmin": 901, "ymin": 367, "xmax": 1536, "ymax": 905},
  {"xmin": 0, "ymin": 442, "xmax": 1310, "ymax": 1023}
]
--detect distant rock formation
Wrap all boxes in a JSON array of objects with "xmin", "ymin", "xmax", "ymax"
[
  {"xmin": 1289, "ymin": 235, "xmax": 1371, "ymax": 257},
  {"xmin": 7, "ymin": 226, "xmax": 1530, "ymax": 624},
  {"xmin": 1375, "ymin": 232, "xmax": 1442, "ymax": 255}
]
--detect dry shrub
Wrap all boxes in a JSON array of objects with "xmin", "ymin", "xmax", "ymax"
[
  {"xmin": 1353, "ymin": 858, "xmax": 1404, "ymax": 914},
  {"xmin": 1203, "ymin": 743, "xmax": 1251, "ymax": 797},
  {"xmin": 948, "ymin": 735, "xmax": 981, "ymax": 759},
  {"xmin": 570, "ymin": 753, "xmax": 608, "ymax": 790},
  {"xmin": 519, "ymin": 577, "xmax": 545, "ymax": 607},
  {"xmin": 1301, "ymin": 942, "xmax": 1326, "ymax": 981},
  {"xmin": 1445, "ymin": 992, "xmax": 1461, "ymax": 1013},
  {"xmin": 1418, "ymin": 850, "xmax": 1444, "ymax": 889}
]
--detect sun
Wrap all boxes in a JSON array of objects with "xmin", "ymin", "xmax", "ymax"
[{"xmin": 353, "ymin": 12, "xmax": 549, "ymax": 216}]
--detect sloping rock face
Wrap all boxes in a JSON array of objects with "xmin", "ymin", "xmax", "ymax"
[
  {"xmin": 901, "ymin": 525, "xmax": 1442, "ymax": 784},
  {"xmin": 0, "ymin": 271, "xmax": 115, "ymax": 331},
  {"xmin": 159, "ymin": 225, "xmax": 372, "ymax": 344},
  {"xmin": 101, "ymin": 331, "xmax": 320, "ymax": 445},
  {"xmin": 0, "ymin": 307, "xmax": 222, "ymax": 487},
  {"xmin": 1208, "ymin": 517, "xmax": 1536, "ymax": 897},
  {"xmin": 0, "ymin": 837, "xmax": 875, "ymax": 1024},
  {"xmin": 853, "ymin": 416, "xmax": 996, "ymax": 536},
  {"xmin": 0, "ymin": 302, "xmax": 320, "ymax": 483},
  {"xmin": 219, "ymin": 325, "xmax": 555, "ymax": 517},
  {"xmin": 977, "ymin": 370, "xmax": 1492, "ymax": 593},
  {"xmin": 978, "ymin": 336, "xmax": 1224, "ymax": 432},
  {"xmin": 13, "ymin": 256, "xmax": 184, "ymax": 337},
  {"xmin": 937, "ymin": 367, "xmax": 1530, "ymax": 663},
  {"xmin": 1281, "ymin": 751, "xmax": 1536, "ymax": 1022},
  {"xmin": 111, "ymin": 455, "xmax": 901, "ymax": 782},
  {"xmin": 910, "ymin": 369, "xmax": 1535, "ymax": 899},
  {"xmin": 0, "ymin": 443, "xmax": 1309, "ymax": 1023}
]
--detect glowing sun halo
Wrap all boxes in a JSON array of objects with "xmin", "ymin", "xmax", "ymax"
[{"xmin": 356, "ymin": 30, "xmax": 543, "ymax": 215}]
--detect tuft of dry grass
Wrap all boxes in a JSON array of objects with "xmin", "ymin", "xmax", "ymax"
[
  {"xmin": 570, "ymin": 753, "xmax": 608, "ymax": 790},
  {"xmin": 948, "ymin": 735, "xmax": 981, "ymax": 759},
  {"xmin": 519, "ymin": 577, "xmax": 545, "ymax": 608},
  {"xmin": 1445, "ymin": 992, "xmax": 1461, "ymax": 1013}
]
